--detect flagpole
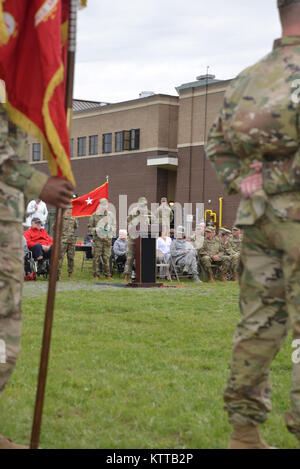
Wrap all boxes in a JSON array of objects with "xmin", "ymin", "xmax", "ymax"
[{"xmin": 30, "ymin": 0, "xmax": 78, "ymax": 450}]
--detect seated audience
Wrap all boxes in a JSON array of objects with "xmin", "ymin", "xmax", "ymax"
[
  {"xmin": 156, "ymin": 231, "xmax": 172, "ymax": 278},
  {"xmin": 24, "ymin": 217, "xmax": 53, "ymax": 272},
  {"xmin": 197, "ymin": 226, "xmax": 230, "ymax": 282},
  {"xmin": 170, "ymin": 226, "xmax": 201, "ymax": 283},
  {"xmin": 113, "ymin": 229, "xmax": 128, "ymax": 264}
]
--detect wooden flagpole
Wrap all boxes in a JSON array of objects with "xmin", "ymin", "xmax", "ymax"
[{"xmin": 30, "ymin": 0, "xmax": 78, "ymax": 449}]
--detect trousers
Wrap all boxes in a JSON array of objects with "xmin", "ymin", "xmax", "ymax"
[{"xmin": 224, "ymin": 207, "xmax": 300, "ymax": 440}]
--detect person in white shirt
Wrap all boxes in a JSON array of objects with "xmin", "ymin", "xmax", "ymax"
[
  {"xmin": 25, "ymin": 198, "xmax": 48, "ymax": 227},
  {"xmin": 156, "ymin": 231, "xmax": 172, "ymax": 277}
]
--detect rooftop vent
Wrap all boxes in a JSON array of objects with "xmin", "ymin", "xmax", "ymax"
[
  {"xmin": 139, "ymin": 91, "xmax": 155, "ymax": 98},
  {"xmin": 196, "ymin": 74, "xmax": 215, "ymax": 81}
]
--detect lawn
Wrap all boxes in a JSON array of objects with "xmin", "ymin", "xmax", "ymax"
[{"xmin": 0, "ymin": 253, "xmax": 297, "ymax": 449}]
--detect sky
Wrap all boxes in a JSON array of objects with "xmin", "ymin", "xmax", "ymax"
[{"xmin": 74, "ymin": 0, "xmax": 282, "ymax": 104}]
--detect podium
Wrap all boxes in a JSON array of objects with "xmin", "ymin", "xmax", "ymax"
[{"xmin": 128, "ymin": 228, "xmax": 163, "ymax": 288}]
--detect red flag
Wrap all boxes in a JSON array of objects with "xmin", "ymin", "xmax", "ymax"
[
  {"xmin": 72, "ymin": 182, "xmax": 109, "ymax": 217},
  {"xmin": 0, "ymin": 0, "xmax": 75, "ymax": 186}
]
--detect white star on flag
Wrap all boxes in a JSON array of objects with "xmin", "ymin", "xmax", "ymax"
[{"xmin": 85, "ymin": 197, "xmax": 93, "ymax": 205}]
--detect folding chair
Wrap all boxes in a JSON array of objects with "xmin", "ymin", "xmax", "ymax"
[{"xmin": 156, "ymin": 249, "xmax": 172, "ymax": 281}]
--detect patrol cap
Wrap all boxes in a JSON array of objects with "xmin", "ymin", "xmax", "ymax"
[
  {"xmin": 205, "ymin": 226, "xmax": 215, "ymax": 233},
  {"xmin": 278, "ymin": 0, "xmax": 300, "ymax": 7},
  {"xmin": 161, "ymin": 197, "xmax": 168, "ymax": 203},
  {"xmin": 232, "ymin": 226, "xmax": 240, "ymax": 231},
  {"xmin": 219, "ymin": 227, "xmax": 231, "ymax": 234},
  {"xmin": 176, "ymin": 225, "xmax": 185, "ymax": 234},
  {"xmin": 32, "ymin": 217, "xmax": 42, "ymax": 224},
  {"xmin": 100, "ymin": 197, "xmax": 108, "ymax": 206},
  {"xmin": 138, "ymin": 196, "xmax": 147, "ymax": 205}
]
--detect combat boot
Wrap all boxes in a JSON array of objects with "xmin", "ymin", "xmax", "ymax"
[
  {"xmin": 219, "ymin": 272, "xmax": 227, "ymax": 282},
  {"xmin": 124, "ymin": 273, "xmax": 131, "ymax": 285},
  {"xmin": 93, "ymin": 273, "xmax": 100, "ymax": 280},
  {"xmin": 229, "ymin": 424, "xmax": 276, "ymax": 449},
  {"xmin": 232, "ymin": 271, "xmax": 239, "ymax": 282},
  {"xmin": 0, "ymin": 434, "xmax": 28, "ymax": 449},
  {"xmin": 193, "ymin": 275, "xmax": 202, "ymax": 283},
  {"xmin": 68, "ymin": 272, "xmax": 72, "ymax": 278},
  {"xmin": 207, "ymin": 272, "xmax": 215, "ymax": 283}
]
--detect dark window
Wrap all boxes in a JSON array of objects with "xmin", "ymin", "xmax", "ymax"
[
  {"xmin": 115, "ymin": 131, "xmax": 123, "ymax": 152},
  {"xmin": 32, "ymin": 143, "xmax": 41, "ymax": 161},
  {"xmin": 123, "ymin": 130, "xmax": 130, "ymax": 151},
  {"xmin": 89, "ymin": 135, "xmax": 98, "ymax": 155},
  {"xmin": 70, "ymin": 138, "xmax": 74, "ymax": 158},
  {"xmin": 130, "ymin": 129, "xmax": 140, "ymax": 150},
  {"xmin": 102, "ymin": 133, "xmax": 112, "ymax": 153},
  {"xmin": 77, "ymin": 137, "xmax": 86, "ymax": 157}
]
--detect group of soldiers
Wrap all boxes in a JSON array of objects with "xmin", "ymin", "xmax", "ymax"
[{"xmin": 56, "ymin": 193, "xmax": 243, "ymax": 284}]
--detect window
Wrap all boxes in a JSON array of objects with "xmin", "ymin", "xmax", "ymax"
[
  {"xmin": 115, "ymin": 129, "xmax": 140, "ymax": 152},
  {"xmin": 115, "ymin": 131, "xmax": 123, "ymax": 152},
  {"xmin": 77, "ymin": 137, "xmax": 86, "ymax": 157},
  {"xmin": 102, "ymin": 133, "xmax": 112, "ymax": 153},
  {"xmin": 130, "ymin": 129, "xmax": 140, "ymax": 150},
  {"xmin": 70, "ymin": 138, "xmax": 74, "ymax": 158},
  {"xmin": 32, "ymin": 143, "xmax": 41, "ymax": 161},
  {"xmin": 89, "ymin": 135, "xmax": 98, "ymax": 155}
]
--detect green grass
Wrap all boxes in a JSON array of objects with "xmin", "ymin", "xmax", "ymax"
[{"xmin": 0, "ymin": 253, "xmax": 297, "ymax": 448}]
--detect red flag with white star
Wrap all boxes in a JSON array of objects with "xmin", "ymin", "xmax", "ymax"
[{"xmin": 71, "ymin": 181, "xmax": 109, "ymax": 217}]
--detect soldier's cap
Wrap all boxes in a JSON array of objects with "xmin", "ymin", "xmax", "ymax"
[
  {"xmin": 138, "ymin": 196, "xmax": 147, "ymax": 205},
  {"xmin": 176, "ymin": 225, "xmax": 185, "ymax": 234},
  {"xmin": 232, "ymin": 226, "xmax": 240, "ymax": 231},
  {"xmin": 32, "ymin": 217, "xmax": 42, "ymax": 224},
  {"xmin": 219, "ymin": 227, "xmax": 231, "ymax": 235},
  {"xmin": 99, "ymin": 198, "xmax": 108, "ymax": 207},
  {"xmin": 278, "ymin": 0, "xmax": 300, "ymax": 7},
  {"xmin": 205, "ymin": 226, "xmax": 215, "ymax": 233},
  {"xmin": 161, "ymin": 197, "xmax": 167, "ymax": 203}
]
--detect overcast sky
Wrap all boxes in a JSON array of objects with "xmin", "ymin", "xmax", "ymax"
[{"xmin": 74, "ymin": 0, "xmax": 281, "ymax": 104}]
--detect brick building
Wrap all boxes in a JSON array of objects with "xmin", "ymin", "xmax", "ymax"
[{"xmin": 28, "ymin": 75, "xmax": 240, "ymax": 236}]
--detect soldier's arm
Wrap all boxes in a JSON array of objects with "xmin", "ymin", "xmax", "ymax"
[
  {"xmin": 205, "ymin": 106, "xmax": 243, "ymax": 195},
  {"xmin": 0, "ymin": 107, "xmax": 48, "ymax": 200},
  {"xmin": 87, "ymin": 215, "xmax": 96, "ymax": 236}
]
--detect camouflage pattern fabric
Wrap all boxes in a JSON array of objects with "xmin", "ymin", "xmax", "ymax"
[
  {"xmin": 198, "ymin": 237, "xmax": 230, "ymax": 276},
  {"xmin": 124, "ymin": 204, "xmax": 154, "ymax": 276},
  {"xmin": 57, "ymin": 214, "xmax": 78, "ymax": 277},
  {"xmin": 88, "ymin": 210, "xmax": 115, "ymax": 277},
  {"xmin": 224, "ymin": 206, "xmax": 300, "ymax": 439},
  {"xmin": 221, "ymin": 236, "xmax": 240, "ymax": 275},
  {"xmin": 170, "ymin": 238, "xmax": 198, "ymax": 276},
  {"xmin": 205, "ymin": 36, "xmax": 300, "ymax": 440},
  {"xmin": 0, "ymin": 104, "xmax": 48, "ymax": 393}
]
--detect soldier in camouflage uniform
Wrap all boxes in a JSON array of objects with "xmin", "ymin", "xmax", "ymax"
[
  {"xmin": 57, "ymin": 206, "xmax": 78, "ymax": 279},
  {"xmin": 205, "ymin": 0, "xmax": 300, "ymax": 448},
  {"xmin": 219, "ymin": 227, "xmax": 240, "ymax": 281},
  {"xmin": 198, "ymin": 226, "xmax": 230, "ymax": 282},
  {"xmin": 124, "ymin": 197, "xmax": 155, "ymax": 284},
  {"xmin": 0, "ymin": 104, "xmax": 73, "ymax": 448},
  {"xmin": 88, "ymin": 198, "xmax": 115, "ymax": 280},
  {"xmin": 155, "ymin": 197, "xmax": 174, "ymax": 235}
]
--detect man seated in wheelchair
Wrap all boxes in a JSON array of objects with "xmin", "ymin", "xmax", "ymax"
[
  {"xmin": 23, "ymin": 236, "xmax": 36, "ymax": 280},
  {"xmin": 23, "ymin": 217, "xmax": 53, "ymax": 275},
  {"xmin": 112, "ymin": 229, "xmax": 127, "ymax": 273},
  {"xmin": 170, "ymin": 226, "xmax": 201, "ymax": 283}
]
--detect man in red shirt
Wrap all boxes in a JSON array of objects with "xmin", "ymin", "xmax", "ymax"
[{"xmin": 24, "ymin": 217, "xmax": 53, "ymax": 272}]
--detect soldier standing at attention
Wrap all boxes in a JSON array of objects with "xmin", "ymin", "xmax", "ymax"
[
  {"xmin": 57, "ymin": 205, "xmax": 78, "ymax": 280},
  {"xmin": 124, "ymin": 196, "xmax": 153, "ymax": 285},
  {"xmin": 0, "ymin": 104, "xmax": 74, "ymax": 449},
  {"xmin": 219, "ymin": 227, "xmax": 239, "ymax": 281},
  {"xmin": 205, "ymin": 0, "xmax": 300, "ymax": 449},
  {"xmin": 88, "ymin": 198, "xmax": 115, "ymax": 281}
]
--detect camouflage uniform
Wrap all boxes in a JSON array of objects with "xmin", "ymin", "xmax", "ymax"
[
  {"xmin": 57, "ymin": 213, "xmax": 78, "ymax": 278},
  {"xmin": 124, "ymin": 198, "xmax": 153, "ymax": 277},
  {"xmin": 219, "ymin": 229, "xmax": 240, "ymax": 277},
  {"xmin": 88, "ymin": 208, "xmax": 115, "ymax": 278},
  {"xmin": 0, "ymin": 104, "xmax": 48, "ymax": 393},
  {"xmin": 205, "ymin": 35, "xmax": 300, "ymax": 440},
  {"xmin": 198, "ymin": 233, "xmax": 231, "ymax": 278}
]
